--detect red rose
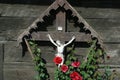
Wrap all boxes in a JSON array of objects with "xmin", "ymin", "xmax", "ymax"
[
  {"xmin": 71, "ymin": 61, "xmax": 80, "ymax": 67},
  {"xmin": 70, "ymin": 72, "xmax": 82, "ymax": 80},
  {"xmin": 53, "ymin": 56, "xmax": 62, "ymax": 64},
  {"xmin": 61, "ymin": 64, "xmax": 68, "ymax": 73}
]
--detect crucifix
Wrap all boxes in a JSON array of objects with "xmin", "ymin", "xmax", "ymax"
[
  {"xmin": 22, "ymin": 10, "xmax": 91, "ymax": 67},
  {"xmin": 17, "ymin": 0, "xmax": 102, "ymax": 68},
  {"xmin": 18, "ymin": 2, "xmax": 91, "ymax": 60},
  {"xmin": 47, "ymin": 34, "xmax": 75, "ymax": 67},
  {"xmin": 17, "ymin": 0, "xmax": 104, "ymax": 79}
]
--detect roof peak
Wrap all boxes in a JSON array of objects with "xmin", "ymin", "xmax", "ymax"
[{"xmin": 17, "ymin": 0, "xmax": 104, "ymax": 49}]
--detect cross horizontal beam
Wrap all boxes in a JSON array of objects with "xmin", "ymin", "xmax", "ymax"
[{"xmin": 30, "ymin": 32, "xmax": 91, "ymax": 42}]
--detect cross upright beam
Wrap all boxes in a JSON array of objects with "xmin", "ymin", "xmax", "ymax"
[{"xmin": 56, "ymin": 11, "xmax": 66, "ymax": 32}]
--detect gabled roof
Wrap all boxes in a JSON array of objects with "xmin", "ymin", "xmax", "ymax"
[{"xmin": 17, "ymin": 0, "xmax": 103, "ymax": 48}]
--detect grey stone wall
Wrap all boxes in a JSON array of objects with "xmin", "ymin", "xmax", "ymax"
[{"xmin": 0, "ymin": 3, "xmax": 120, "ymax": 80}]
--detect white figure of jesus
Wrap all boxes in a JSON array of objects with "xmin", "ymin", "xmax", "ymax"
[{"xmin": 47, "ymin": 34, "xmax": 75, "ymax": 67}]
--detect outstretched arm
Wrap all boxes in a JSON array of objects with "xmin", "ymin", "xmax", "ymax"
[
  {"xmin": 64, "ymin": 36, "xmax": 75, "ymax": 47},
  {"xmin": 47, "ymin": 34, "xmax": 58, "ymax": 47}
]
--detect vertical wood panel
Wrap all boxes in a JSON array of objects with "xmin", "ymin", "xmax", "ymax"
[
  {"xmin": 56, "ymin": 11, "xmax": 66, "ymax": 32},
  {"xmin": 0, "ymin": 44, "xmax": 3, "ymax": 80}
]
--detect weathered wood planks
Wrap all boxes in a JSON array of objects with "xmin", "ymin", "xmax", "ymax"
[
  {"xmin": 3, "ymin": 41, "xmax": 120, "ymax": 65},
  {"xmin": 0, "ymin": 17, "xmax": 120, "ymax": 42},
  {"xmin": 0, "ymin": 4, "xmax": 120, "ymax": 18},
  {"xmin": 0, "ymin": 44, "xmax": 3, "ymax": 80},
  {"xmin": 0, "ymin": 3, "xmax": 120, "ymax": 80}
]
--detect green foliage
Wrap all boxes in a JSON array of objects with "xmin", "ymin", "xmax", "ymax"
[
  {"xmin": 29, "ymin": 41, "xmax": 49, "ymax": 80},
  {"xmin": 54, "ymin": 40, "xmax": 108, "ymax": 80},
  {"xmin": 54, "ymin": 47, "xmax": 82, "ymax": 80},
  {"xmin": 29, "ymin": 40, "xmax": 117, "ymax": 80},
  {"xmin": 54, "ymin": 68, "xmax": 71, "ymax": 80},
  {"xmin": 78, "ymin": 40, "xmax": 117, "ymax": 80},
  {"xmin": 95, "ymin": 66, "xmax": 118, "ymax": 80}
]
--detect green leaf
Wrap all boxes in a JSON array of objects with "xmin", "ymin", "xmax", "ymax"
[
  {"xmin": 34, "ymin": 66, "xmax": 40, "ymax": 71},
  {"xmin": 88, "ymin": 78, "xmax": 93, "ymax": 80},
  {"xmin": 34, "ymin": 75, "xmax": 40, "ymax": 80},
  {"xmin": 34, "ymin": 56, "xmax": 40, "ymax": 61},
  {"xmin": 69, "ymin": 66, "xmax": 74, "ymax": 69},
  {"xmin": 80, "ymin": 62, "xmax": 86, "ymax": 69},
  {"xmin": 97, "ymin": 49, "xmax": 103, "ymax": 56},
  {"xmin": 37, "ymin": 48, "xmax": 41, "ymax": 53},
  {"xmin": 80, "ymin": 71, "xmax": 90, "ymax": 79},
  {"xmin": 29, "ymin": 41, "xmax": 34, "ymax": 45},
  {"xmin": 40, "ymin": 73, "xmax": 45, "ymax": 77},
  {"xmin": 66, "ymin": 70, "xmax": 70, "ymax": 75},
  {"xmin": 65, "ymin": 61, "xmax": 71, "ymax": 65},
  {"xmin": 40, "ymin": 62, "xmax": 44, "ymax": 66},
  {"xmin": 88, "ymin": 65, "xmax": 96, "ymax": 70}
]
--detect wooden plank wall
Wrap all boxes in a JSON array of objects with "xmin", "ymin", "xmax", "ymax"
[
  {"xmin": 0, "ymin": 2, "xmax": 120, "ymax": 80},
  {"xmin": 0, "ymin": 44, "xmax": 3, "ymax": 80},
  {"xmin": 0, "ymin": 0, "xmax": 120, "ymax": 8}
]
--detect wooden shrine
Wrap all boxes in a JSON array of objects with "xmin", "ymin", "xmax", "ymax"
[
  {"xmin": 18, "ymin": 0, "xmax": 102, "ymax": 45},
  {"xmin": 17, "ymin": 0, "xmax": 104, "ymax": 79}
]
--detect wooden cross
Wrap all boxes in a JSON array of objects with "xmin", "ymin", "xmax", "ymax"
[
  {"xmin": 24, "ymin": 11, "xmax": 91, "ymax": 64},
  {"xmin": 30, "ymin": 11, "xmax": 91, "ymax": 43},
  {"xmin": 18, "ymin": 0, "xmax": 103, "ymax": 60},
  {"xmin": 17, "ymin": 0, "xmax": 102, "ymax": 44}
]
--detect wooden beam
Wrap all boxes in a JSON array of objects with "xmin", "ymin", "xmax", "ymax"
[
  {"xmin": 56, "ymin": 11, "xmax": 66, "ymax": 32},
  {"xmin": 31, "ymin": 32, "xmax": 91, "ymax": 42},
  {"xmin": 0, "ymin": 44, "xmax": 3, "ymax": 80},
  {"xmin": 24, "ymin": 38, "xmax": 35, "ymax": 60}
]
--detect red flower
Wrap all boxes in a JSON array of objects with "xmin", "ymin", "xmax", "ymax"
[
  {"xmin": 107, "ymin": 55, "xmax": 110, "ymax": 59},
  {"xmin": 53, "ymin": 56, "xmax": 62, "ymax": 64},
  {"xmin": 71, "ymin": 61, "xmax": 80, "ymax": 67},
  {"xmin": 70, "ymin": 72, "xmax": 82, "ymax": 80},
  {"xmin": 61, "ymin": 64, "xmax": 68, "ymax": 73}
]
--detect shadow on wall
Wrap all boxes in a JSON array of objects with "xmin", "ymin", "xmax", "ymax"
[
  {"xmin": 70, "ymin": 0, "xmax": 120, "ymax": 8},
  {"xmin": 0, "ymin": 0, "xmax": 54, "ymax": 5},
  {"xmin": 0, "ymin": 0, "xmax": 120, "ymax": 8}
]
